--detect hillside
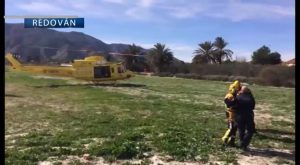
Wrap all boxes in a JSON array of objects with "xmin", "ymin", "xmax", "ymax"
[
  {"xmin": 5, "ymin": 23, "xmax": 186, "ymax": 72},
  {"xmin": 5, "ymin": 23, "xmax": 147, "ymax": 63}
]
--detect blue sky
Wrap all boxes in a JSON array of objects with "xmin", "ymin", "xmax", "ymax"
[{"xmin": 5, "ymin": 0, "xmax": 295, "ymax": 62}]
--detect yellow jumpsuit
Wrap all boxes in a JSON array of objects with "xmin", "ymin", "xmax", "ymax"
[{"xmin": 222, "ymin": 81, "xmax": 241, "ymax": 145}]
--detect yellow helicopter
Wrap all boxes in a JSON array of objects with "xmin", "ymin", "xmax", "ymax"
[{"xmin": 5, "ymin": 52, "xmax": 135, "ymax": 83}]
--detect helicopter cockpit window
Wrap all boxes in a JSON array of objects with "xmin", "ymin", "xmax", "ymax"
[
  {"xmin": 94, "ymin": 66, "xmax": 111, "ymax": 78},
  {"xmin": 118, "ymin": 67, "xmax": 122, "ymax": 73}
]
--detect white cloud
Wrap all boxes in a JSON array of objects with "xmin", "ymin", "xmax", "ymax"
[
  {"xmin": 125, "ymin": 7, "xmax": 151, "ymax": 20},
  {"xmin": 139, "ymin": 0, "xmax": 155, "ymax": 8},
  {"xmin": 102, "ymin": 0, "xmax": 124, "ymax": 4},
  {"xmin": 271, "ymin": 5, "xmax": 294, "ymax": 16},
  {"xmin": 165, "ymin": 5, "xmax": 203, "ymax": 19},
  {"xmin": 160, "ymin": 0, "xmax": 294, "ymax": 21},
  {"xmin": 11, "ymin": 0, "xmax": 295, "ymax": 22},
  {"xmin": 68, "ymin": 2, "xmax": 92, "ymax": 10},
  {"xmin": 17, "ymin": 1, "xmax": 65, "ymax": 13},
  {"xmin": 204, "ymin": 1, "xmax": 295, "ymax": 22},
  {"xmin": 124, "ymin": 0, "xmax": 158, "ymax": 21}
]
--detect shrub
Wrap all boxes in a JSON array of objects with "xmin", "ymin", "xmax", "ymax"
[
  {"xmin": 258, "ymin": 67, "xmax": 281, "ymax": 86},
  {"xmin": 201, "ymin": 75, "xmax": 229, "ymax": 81},
  {"xmin": 190, "ymin": 63, "xmax": 263, "ymax": 77},
  {"xmin": 258, "ymin": 66, "xmax": 295, "ymax": 87},
  {"xmin": 228, "ymin": 76, "xmax": 248, "ymax": 82},
  {"xmin": 152, "ymin": 72, "xmax": 174, "ymax": 77},
  {"xmin": 174, "ymin": 73, "xmax": 202, "ymax": 79}
]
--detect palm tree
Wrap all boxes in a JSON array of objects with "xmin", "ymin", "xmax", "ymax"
[
  {"xmin": 192, "ymin": 54, "xmax": 210, "ymax": 64},
  {"xmin": 126, "ymin": 43, "xmax": 142, "ymax": 55},
  {"xmin": 193, "ymin": 41, "xmax": 216, "ymax": 64},
  {"xmin": 213, "ymin": 37, "xmax": 233, "ymax": 64},
  {"xmin": 123, "ymin": 43, "xmax": 142, "ymax": 71},
  {"xmin": 148, "ymin": 43, "xmax": 173, "ymax": 72}
]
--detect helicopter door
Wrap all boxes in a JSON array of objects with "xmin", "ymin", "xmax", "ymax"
[{"xmin": 94, "ymin": 66, "xmax": 111, "ymax": 78}]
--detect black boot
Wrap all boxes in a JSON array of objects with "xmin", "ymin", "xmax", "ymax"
[
  {"xmin": 239, "ymin": 143, "xmax": 249, "ymax": 152},
  {"xmin": 253, "ymin": 129, "xmax": 258, "ymax": 134},
  {"xmin": 242, "ymin": 146, "xmax": 249, "ymax": 151},
  {"xmin": 227, "ymin": 137, "xmax": 236, "ymax": 147}
]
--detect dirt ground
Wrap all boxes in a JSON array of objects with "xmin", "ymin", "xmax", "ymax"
[{"xmin": 37, "ymin": 146, "xmax": 295, "ymax": 165}]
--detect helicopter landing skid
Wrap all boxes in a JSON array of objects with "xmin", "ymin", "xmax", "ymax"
[{"xmin": 91, "ymin": 81, "xmax": 118, "ymax": 86}]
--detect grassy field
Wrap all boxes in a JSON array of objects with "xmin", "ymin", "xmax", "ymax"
[{"xmin": 5, "ymin": 70, "xmax": 295, "ymax": 165}]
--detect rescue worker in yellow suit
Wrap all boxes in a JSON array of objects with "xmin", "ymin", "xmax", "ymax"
[{"xmin": 221, "ymin": 80, "xmax": 241, "ymax": 146}]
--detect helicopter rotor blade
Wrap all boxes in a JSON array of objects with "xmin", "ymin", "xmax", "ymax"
[
  {"xmin": 28, "ymin": 46, "xmax": 99, "ymax": 52},
  {"xmin": 109, "ymin": 52, "xmax": 143, "ymax": 57}
]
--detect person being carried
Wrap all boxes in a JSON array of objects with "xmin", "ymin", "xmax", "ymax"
[
  {"xmin": 235, "ymin": 86, "xmax": 256, "ymax": 151},
  {"xmin": 222, "ymin": 80, "xmax": 241, "ymax": 146}
]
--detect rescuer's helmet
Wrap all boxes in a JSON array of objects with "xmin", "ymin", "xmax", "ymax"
[{"xmin": 232, "ymin": 80, "xmax": 241, "ymax": 91}]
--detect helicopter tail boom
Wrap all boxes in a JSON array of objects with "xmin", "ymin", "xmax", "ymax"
[{"xmin": 5, "ymin": 53, "xmax": 23, "ymax": 69}]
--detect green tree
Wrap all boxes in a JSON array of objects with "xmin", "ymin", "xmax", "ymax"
[
  {"xmin": 148, "ymin": 43, "xmax": 174, "ymax": 72},
  {"xmin": 269, "ymin": 52, "xmax": 282, "ymax": 64},
  {"xmin": 213, "ymin": 37, "xmax": 233, "ymax": 64},
  {"xmin": 193, "ymin": 41, "xmax": 215, "ymax": 64},
  {"xmin": 251, "ymin": 45, "xmax": 282, "ymax": 65}
]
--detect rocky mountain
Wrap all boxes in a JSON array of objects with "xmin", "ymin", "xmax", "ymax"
[{"xmin": 5, "ymin": 23, "xmax": 147, "ymax": 63}]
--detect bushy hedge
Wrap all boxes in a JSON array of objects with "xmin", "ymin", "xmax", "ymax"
[
  {"xmin": 257, "ymin": 66, "xmax": 295, "ymax": 87},
  {"xmin": 189, "ymin": 63, "xmax": 263, "ymax": 77},
  {"xmin": 153, "ymin": 64, "xmax": 295, "ymax": 88}
]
